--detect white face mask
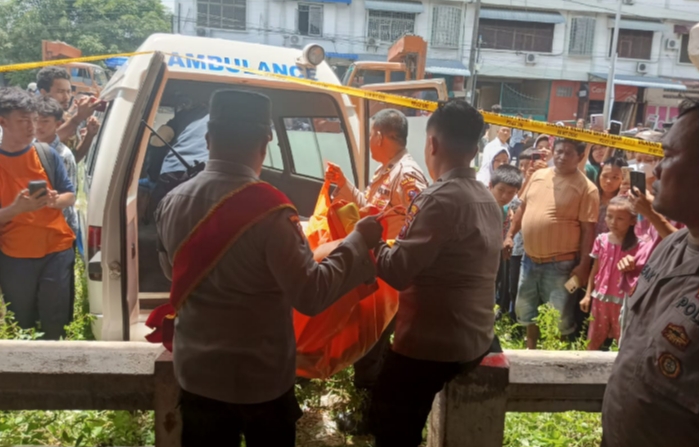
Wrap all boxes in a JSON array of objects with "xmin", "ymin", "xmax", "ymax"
[{"xmin": 637, "ymin": 162, "xmax": 656, "ymax": 178}]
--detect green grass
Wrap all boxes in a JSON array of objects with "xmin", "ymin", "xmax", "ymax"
[{"xmin": 0, "ymin": 260, "xmax": 603, "ymax": 446}]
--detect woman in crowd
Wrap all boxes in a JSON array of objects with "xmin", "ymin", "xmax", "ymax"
[
  {"xmin": 584, "ymin": 144, "xmax": 608, "ymax": 183},
  {"xmin": 477, "ymin": 148, "xmax": 509, "ymax": 186}
]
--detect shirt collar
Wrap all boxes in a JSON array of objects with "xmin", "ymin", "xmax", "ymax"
[
  {"xmin": 438, "ymin": 167, "xmax": 476, "ymax": 182},
  {"xmin": 382, "ymin": 148, "xmax": 408, "ymax": 171},
  {"xmin": 205, "ymin": 160, "xmax": 259, "ymax": 179},
  {"xmin": 0, "ymin": 143, "xmax": 33, "ymax": 157}
]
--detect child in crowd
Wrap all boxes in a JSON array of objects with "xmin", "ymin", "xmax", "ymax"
[
  {"xmin": 595, "ymin": 157, "xmax": 627, "ymax": 235},
  {"xmin": 489, "ymin": 164, "xmax": 524, "ymax": 320},
  {"xmin": 34, "ymin": 96, "xmax": 79, "ymax": 238},
  {"xmin": 580, "ymin": 197, "xmax": 642, "ymax": 350}
]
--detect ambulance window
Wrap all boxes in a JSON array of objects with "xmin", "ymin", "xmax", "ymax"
[
  {"xmin": 86, "ymin": 105, "xmax": 111, "ymax": 184},
  {"xmin": 264, "ymin": 122, "xmax": 283, "ymax": 170},
  {"xmin": 283, "ymin": 117, "xmax": 352, "ymax": 180}
]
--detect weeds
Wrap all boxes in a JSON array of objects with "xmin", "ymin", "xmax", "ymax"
[{"xmin": 0, "ymin": 259, "xmax": 603, "ymax": 446}]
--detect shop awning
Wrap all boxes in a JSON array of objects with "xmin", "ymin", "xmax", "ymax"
[
  {"xmin": 364, "ymin": 0, "xmax": 424, "ymax": 14},
  {"xmin": 425, "ymin": 59, "xmax": 470, "ymax": 77},
  {"xmin": 610, "ymin": 19, "xmax": 669, "ymax": 33},
  {"xmin": 480, "ymin": 8, "xmax": 565, "ymax": 24},
  {"xmin": 590, "ymin": 73, "xmax": 687, "ymax": 91}
]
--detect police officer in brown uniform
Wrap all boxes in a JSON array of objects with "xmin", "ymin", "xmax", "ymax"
[
  {"xmin": 325, "ymin": 108, "xmax": 428, "ymax": 430},
  {"xmin": 326, "ymin": 108, "xmax": 428, "ymax": 239},
  {"xmin": 369, "ymin": 99, "xmax": 503, "ymax": 447},
  {"xmin": 602, "ymin": 99, "xmax": 699, "ymax": 446},
  {"xmin": 154, "ymin": 90, "xmax": 383, "ymax": 447}
]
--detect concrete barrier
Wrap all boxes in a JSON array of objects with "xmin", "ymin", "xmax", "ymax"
[
  {"xmin": 428, "ymin": 350, "xmax": 616, "ymax": 447},
  {"xmin": 0, "ymin": 341, "xmax": 179, "ymax": 447},
  {"xmin": 0, "ymin": 341, "xmax": 616, "ymax": 447}
]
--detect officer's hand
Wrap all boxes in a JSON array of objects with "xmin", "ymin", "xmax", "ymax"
[
  {"xmin": 325, "ymin": 162, "xmax": 347, "ymax": 189},
  {"xmin": 617, "ymin": 255, "xmax": 636, "ymax": 273},
  {"xmin": 354, "ymin": 216, "xmax": 383, "ymax": 249},
  {"xmin": 580, "ymin": 295, "xmax": 592, "ymax": 313}
]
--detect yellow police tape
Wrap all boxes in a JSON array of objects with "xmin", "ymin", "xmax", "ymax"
[{"xmin": 0, "ymin": 51, "xmax": 663, "ymax": 157}]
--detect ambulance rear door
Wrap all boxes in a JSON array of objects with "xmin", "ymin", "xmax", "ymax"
[
  {"xmin": 101, "ymin": 52, "xmax": 169, "ymax": 341},
  {"xmin": 359, "ymin": 79, "xmax": 448, "ymax": 183}
]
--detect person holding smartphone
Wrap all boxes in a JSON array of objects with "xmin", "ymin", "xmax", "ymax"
[{"xmin": 0, "ymin": 87, "xmax": 76, "ymax": 340}]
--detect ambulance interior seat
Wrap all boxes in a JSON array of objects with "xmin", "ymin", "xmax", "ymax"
[{"xmin": 138, "ymin": 79, "xmax": 355, "ymax": 294}]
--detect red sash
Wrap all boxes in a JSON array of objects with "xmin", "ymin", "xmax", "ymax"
[{"xmin": 145, "ymin": 182, "xmax": 295, "ymax": 351}]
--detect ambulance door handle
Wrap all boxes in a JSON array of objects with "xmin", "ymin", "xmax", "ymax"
[{"xmin": 109, "ymin": 261, "xmax": 122, "ymax": 279}]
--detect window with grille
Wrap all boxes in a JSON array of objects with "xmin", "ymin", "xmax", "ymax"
[
  {"xmin": 367, "ymin": 11, "xmax": 415, "ymax": 43},
  {"xmin": 680, "ymin": 34, "xmax": 691, "ymax": 64},
  {"xmin": 610, "ymin": 29, "xmax": 653, "ymax": 60},
  {"xmin": 556, "ymin": 86, "xmax": 573, "ymax": 97},
  {"xmin": 431, "ymin": 6, "xmax": 461, "ymax": 48},
  {"xmin": 479, "ymin": 19, "xmax": 555, "ymax": 53},
  {"xmin": 197, "ymin": 0, "xmax": 246, "ymax": 31},
  {"xmin": 569, "ymin": 17, "xmax": 595, "ymax": 56},
  {"xmin": 298, "ymin": 4, "xmax": 323, "ymax": 37}
]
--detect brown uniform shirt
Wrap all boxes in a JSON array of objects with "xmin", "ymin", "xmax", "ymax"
[
  {"xmin": 375, "ymin": 167, "xmax": 502, "ymax": 363},
  {"xmin": 602, "ymin": 229, "xmax": 699, "ymax": 446},
  {"xmin": 155, "ymin": 160, "xmax": 376, "ymax": 404},
  {"xmin": 521, "ymin": 168, "xmax": 599, "ymax": 259},
  {"xmin": 334, "ymin": 149, "xmax": 427, "ymax": 239}
]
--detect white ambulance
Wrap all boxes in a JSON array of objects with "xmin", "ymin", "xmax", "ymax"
[{"xmin": 80, "ymin": 33, "xmax": 446, "ymax": 341}]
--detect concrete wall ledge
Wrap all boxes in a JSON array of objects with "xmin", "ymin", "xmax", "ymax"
[{"xmin": 429, "ymin": 350, "xmax": 617, "ymax": 447}]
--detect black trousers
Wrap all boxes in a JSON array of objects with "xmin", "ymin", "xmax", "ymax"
[
  {"xmin": 180, "ymin": 387, "xmax": 302, "ymax": 447},
  {"xmin": 354, "ymin": 317, "xmax": 396, "ymax": 390},
  {"xmin": 370, "ymin": 349, "xmax": 488, "ymax": 447}
]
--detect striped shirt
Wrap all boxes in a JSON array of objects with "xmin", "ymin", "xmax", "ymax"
[{"xmin": 521, "ymin": 167, "xmax": 599, "ymax": 259}]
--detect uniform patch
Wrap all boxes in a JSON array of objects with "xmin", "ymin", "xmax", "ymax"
[
  {"xmin": 289, "ymin": 215, "xmax": 304, "ymax": 238},
  {"xmin": 397, "ymin": 204, "xmax": 420, "ymax": 240},
  {"xmin": 675, "ymin": 297, "xmax": 699, "ymax": 327},
  {"xmin": 407, "ymin": 189, "xmax": 419, "ymax": 200},
  {"xmin": 662, "ymin": 324, "xmax": 691, "ymax": 351},
  {"xmin": 658, "ymin": 353, "xmax": 681, "ymax": 379},
  {"xmin": 400, "ymin": 177, "xmax": 416, "ymax": 188}
]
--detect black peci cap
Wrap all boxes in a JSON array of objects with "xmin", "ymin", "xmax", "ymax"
[{"xmin": 208, "ymin": 89, "xmax": 271, "ymax": 128}]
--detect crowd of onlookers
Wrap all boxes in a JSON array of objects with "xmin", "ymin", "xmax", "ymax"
[
  {"xmin": 477, "ymin": 104, "xmax": 677, "ymax": 350},
  {"xmin": 0, "ymin": 67, "xmax": 100, "ymax": 339}
]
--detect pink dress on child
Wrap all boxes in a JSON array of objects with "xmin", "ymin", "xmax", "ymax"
[{"xmin": 588, "ymin": 233, "xmax": 642, "ymax": 347}]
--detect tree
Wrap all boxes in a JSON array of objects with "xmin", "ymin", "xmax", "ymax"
[{"xmin": 0, "ymin": 0, "xmax": 171, "ymax": 86}]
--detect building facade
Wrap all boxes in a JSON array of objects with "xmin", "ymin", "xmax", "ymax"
[{"xmin": 174, "ymin": 0, "xmax": 699, "ymax": 127}]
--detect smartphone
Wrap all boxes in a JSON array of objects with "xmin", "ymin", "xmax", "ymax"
[
  {"xmin": 565, "ymin": 275, "xmax": 581, "ymax": 294},
  {"xmin": 531, "ymin": 152, "xmax": 542, "ymax": 161},
  {"xmin": 95, "ymin": 100, "xmax": 108, "ymax": 112},
  {"xmin": 609, "ymin": 120, "xmax": 622, "ymax": 135},
  {"xmin": 28, "ymin": 180, "xmax": 48, "ymax": 198},
  {"xmin": 590, "ymin": 114, "xmax": 604, "ymax": 130},
  {"xmin": 630, "ymin": 171, "xmax": 646, "ymax": 196}
]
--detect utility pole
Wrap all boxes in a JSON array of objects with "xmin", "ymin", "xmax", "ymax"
[
  {"xmin": 465, "ymin": 0, "xmax": 481, "ymax": 105},
  {"xmin": 603, "ymin": 0, "xmax": 623, "ymax": 127}
]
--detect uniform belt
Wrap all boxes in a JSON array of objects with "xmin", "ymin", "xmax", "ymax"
[{"xmin": 528, "ymin": 253, "xmax": 577, "ymax": 264}]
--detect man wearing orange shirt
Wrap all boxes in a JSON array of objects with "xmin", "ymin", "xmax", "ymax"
[{"xmin": 0, "ymin": 88, "xmax": 76, "ymax": 340}]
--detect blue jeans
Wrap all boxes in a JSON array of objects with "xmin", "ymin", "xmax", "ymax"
[{"xmin": 515, "ymin": 255, "xmax": 577, "ymax": 336}]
